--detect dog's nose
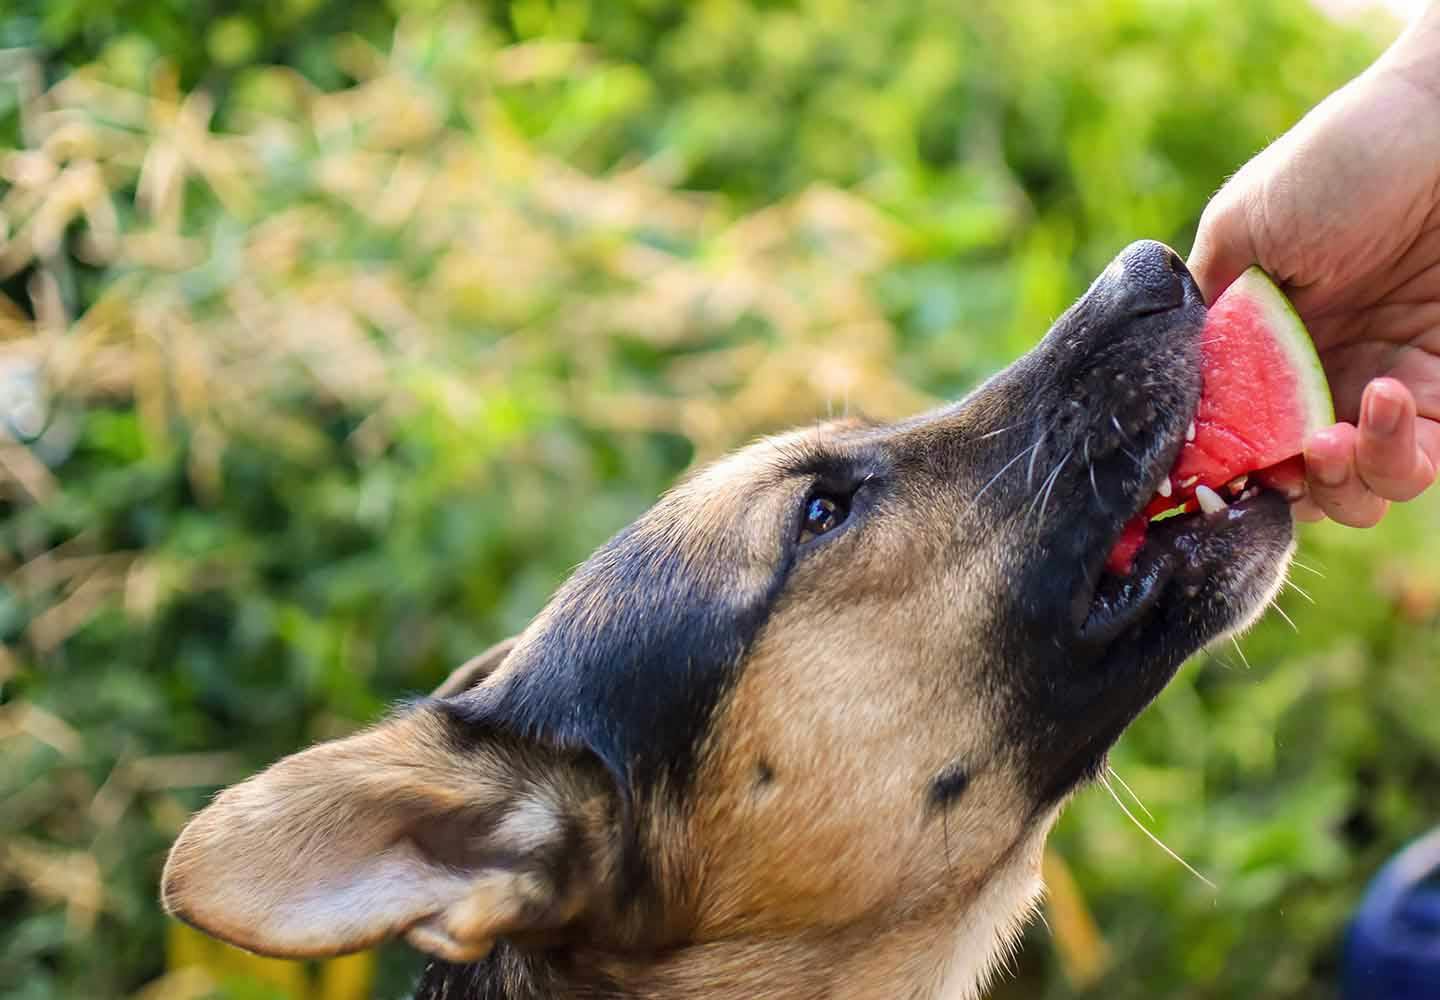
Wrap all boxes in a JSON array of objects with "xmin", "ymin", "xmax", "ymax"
[{"xmin": 1110, "ymin": 240, "xmax": 1190, "ymax": 318}]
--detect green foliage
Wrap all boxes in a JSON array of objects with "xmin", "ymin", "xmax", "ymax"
[
  {"xmin": 0, "ymin": 0, "xmax": 395, "ymax": 89},
  {"xmin": 1, "ymin": 3, "xmax": 1434, "ymax": 999}
]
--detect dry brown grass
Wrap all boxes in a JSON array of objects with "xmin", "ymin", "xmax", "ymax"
[
  {"xmin": 0, "ymin": 17, "xmax": 928, "ymax": 645},
  {"xmin": 0, "ymin": 19, "xmax": 935, "ymax": 996}
]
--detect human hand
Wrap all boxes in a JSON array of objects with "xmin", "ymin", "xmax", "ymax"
[{"xmin": 1188, "ymin": 10, "xmax": 1440, "ymax": 527}]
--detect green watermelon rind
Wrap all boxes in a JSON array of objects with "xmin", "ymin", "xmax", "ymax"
[{"xmin": 1225, "ymin": 266, "xmax": 1336, "ymax": 433}]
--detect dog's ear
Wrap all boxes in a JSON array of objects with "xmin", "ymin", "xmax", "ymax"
[
  {"xmin": 432, "ymin": 636, "xmax": 519, "ymax": 697},
  {"xmin": 160, "ymin": 707, "xmax": 617, "ymax": 962}
]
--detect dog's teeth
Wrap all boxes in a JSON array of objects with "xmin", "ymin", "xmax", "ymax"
[
  {"xmin": 1178, "ymin": 475, "xmax": 1198, "ymax": 490},
  {"xmin": 1226, "ymin": 474, "xmax": 1248, "ymax": 496},
  {"xmin": 1185, "ymin": 420, "xmax": 1196, "ymax": 442},
  {"xmin": 1157, "ymin": 476, "xmax": 1172, "ymax": 498},
  {"xmin": 1195, "ymin": 484, "xmax": 1227, "ymax": 514}
]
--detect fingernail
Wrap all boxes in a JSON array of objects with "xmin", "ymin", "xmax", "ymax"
[{"xmin": 1366, "ymin": 383, "xmax": 1403, "ymax": 436}]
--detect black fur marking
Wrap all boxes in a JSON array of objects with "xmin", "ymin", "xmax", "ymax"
[
  {"xmin": 774, "ymin": 442, "xmax": 878, "ymax": 491},
  {"xmin": 443, "ymin": 511, "xmax": 789, "ymax": 799},
  {"xmin": 414, "ymin": 943, "xmax": 620, "ymax": 1000},
  {"xmin": 927, "ymin": 762, "xmax": 970, "ymax": 811},
  {"xmin": 754, "ymin": 759, "xmax": 775, "ymax": 787}
]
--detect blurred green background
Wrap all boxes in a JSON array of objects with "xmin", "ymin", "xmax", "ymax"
[{"xmin": 2, "ymin": 1, "xmax": 1438, "ymax": 998}]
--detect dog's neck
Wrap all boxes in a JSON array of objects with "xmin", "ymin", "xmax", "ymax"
[{"xmin": 413, "ymin": 846, "xmax": 1046, "ymax": 1000}]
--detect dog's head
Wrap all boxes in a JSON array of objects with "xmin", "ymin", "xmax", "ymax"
[{"xmin": 161, "ymin": 241, "xmax": 1294, "ymax": 993}]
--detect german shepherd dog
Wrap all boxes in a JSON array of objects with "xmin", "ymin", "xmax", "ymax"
[{"xmin": 162, "ymin": 241, "xmax": 1295, "ymax": 999}]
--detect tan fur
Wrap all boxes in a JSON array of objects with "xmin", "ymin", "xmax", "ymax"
[
  {"xmin": 162, "ymin": 257, "xmax": 1287, "ymax": 1000},
  {"xmin": 162, "ymin": 418, "xmax": 1058, "ymax": 998},
  {"xmin": 162, "ymin": 711, "xmax": 617, "ymax": 961},
  {"xmin": 162, "ymin": 417, "xmax": 1060, "ymax": 998}
]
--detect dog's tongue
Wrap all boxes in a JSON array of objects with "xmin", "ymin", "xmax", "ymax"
[{"xmin": 1103, "ymin": 267, "xmax": 1333, "ymax": 576}]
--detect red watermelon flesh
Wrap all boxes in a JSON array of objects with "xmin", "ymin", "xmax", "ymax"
[{"xmin": 1104, "ymin": 267, "xmax": 1334, "ymax": 575}]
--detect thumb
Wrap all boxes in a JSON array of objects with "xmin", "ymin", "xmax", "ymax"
[{"xmin": 1187, "ymin": 188, "xmax": 1257, "ymax": 306}]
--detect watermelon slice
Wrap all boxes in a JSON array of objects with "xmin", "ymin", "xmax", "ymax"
[{"xmin": 1104, "ymin": 266, "xmax": 1334, "ymax": 575}]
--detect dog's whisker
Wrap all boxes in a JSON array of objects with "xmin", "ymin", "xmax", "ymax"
[
  {"xmin": 1035, "ymin": 449, "xmax": 1072, "ymax": 523},
  {"xmin": 1229, "ymin": 636, "xmax": 1252, "ymax": 670},
  {"xmin": 1099, "ymin": 775, "xmax": 1216, "ymax": 890},
  {"xmin": 1025, "ymin": 454, "xmax": 1055, "ymax": 519},
  {"xmin": 971, "ymin": 439, "xmax": 1044, "ymax": 507},
  {"xmin": 941, "ymin": 808, "xmax": 956, "ymax": 883},
  {"xmin": 1026, "ymin": 430, "xmax": 1047, "ymax": 490},
  {"xmin": 1201, "ymin": 648, "xmax": 1238, "ymax": 671},
  {"xmin": 976, "ymin": 420, "xmax": 1026, "ymax": 441},
  {"xmin": 1106, "ymin": 766, "xmax": 1155, "ymax": 823},
  {"xmin": 1025, "ymin": 466, "xmax": 1051, "ymax": 521},
  {"xmin": 1289, "ymin": 557, "xmax": 1326, "ymax": 578},
  {"xmin": 1082, "ymin": 432, "xmax": 1101, "ymax": 500},
  {"xmin": 1283, "ymin": 575, "xmax": 1315, "ymax": 605},
  {"xmin": 1269, "ymin": 599, "xmax": 1299, "ymax": 633}
]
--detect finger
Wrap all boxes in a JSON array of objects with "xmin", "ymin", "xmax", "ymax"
[
  {"xmin": 1304, "ymin": 423, "xmax": 1390, "ymax": 527},
  {"xmin": 1187, "ymin": 191, "xmax": 1257, "ymax": 305},
  {"xmin": 1355, "ymin": 377, "xmax": 1436, "ymax": 501},
  {"xmin": 1420, "ymin": 418, "xmax": 1440, "ymax": 487},
  {"xmin": 1291, "ymin": 496, "xmax": 1327, "ymax": 522}
]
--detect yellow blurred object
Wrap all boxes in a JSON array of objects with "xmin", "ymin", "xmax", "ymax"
[
  {"xmin": 163, "ymin": 921, "xmax": 375, "ymax": 1000},
  {"xmin": 318, "ymin": 952, "xmax": 377, "ymax": 1000},
  {"xmin": 131, "ymin": 967, "xmax": 216, "ymax": 1000},
  {"xmin": 1042, "ymin": 848, "xmax": 1112, "ymax": 989}
]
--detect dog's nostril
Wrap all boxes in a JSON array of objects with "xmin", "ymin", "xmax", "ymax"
[{"xmin": 1115, "ymin": 239, "xmax": 1187, "ymax": 318}]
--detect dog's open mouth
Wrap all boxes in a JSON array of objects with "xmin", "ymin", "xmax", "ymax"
[
  {"xmin": 1071, "ymin": 381, "xmax": 1297, "ymax": 651},
  {"xmin": 1018, "ymin": 241, "xmax": 1300, "ymax": 801},
  {"xmin": 1077, "ymin": 482, "xmax": 1290, "ymax": 647},
  {"xmin": 1059, "ymin": 253, "xmax": 1317, "ymax": 651}
]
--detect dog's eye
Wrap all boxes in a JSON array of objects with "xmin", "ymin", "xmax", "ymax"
[{"xmin": 800, "ymin": 494, "xmax": 849, "ymax": 542}]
